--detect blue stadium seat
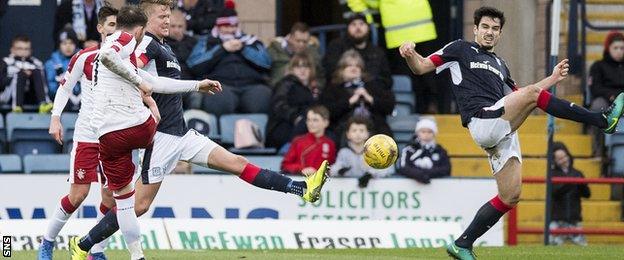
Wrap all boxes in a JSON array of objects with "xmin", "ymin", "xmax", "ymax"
[
  {"xmin": 392, "ymin": 103, "xmax": 412, "ymax": 117},
  {"xmin": 23, "ymin": 154, "xmax": 70, "ymax": 174},
  {"xmin": 392, "ymin": 75, "xmax": 412, "ymax": 93},
  {"xmin": 387, "ymin": 114, "xmax": 419, "ymax": 143},
  {"xmin": 610, "ymin": 144, "xmax": 624, "ymax": 176},
  {"xmin": 220, "ymin": 114, "xmax": 276, "ymax": 155},
  {"xmin": 60, "ymin": 113, "xmax": 78, "ymax": 153},
  {"xmin": 7, "ymin": 113, "xmax": 60, "ymax": 156},
  {"xmin": 246, "ymin": 156, "xmax": 283, "ymax": 172},
  {"xmin": 394, "ymin": 92, "xmax": 416, "ymax": 114},
  {"xmin": 0, "ymin": 154, "xmax": 22, "ymax": 173},
  {"xmin": 183, "ymin": 109, "xmax": 220, "ymax": 141},
  {"xmin": 192, "ymin": 164, "xmax": 220, "ymax": 174}
]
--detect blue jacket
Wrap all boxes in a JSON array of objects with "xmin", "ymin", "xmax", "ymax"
[
  {"xmin": 44, "ymin": 50, "xmax": 79, "ymax": 98},
  {"xmin": 187, "ymin": 33, "xmax": 271, "ymax": 87}
]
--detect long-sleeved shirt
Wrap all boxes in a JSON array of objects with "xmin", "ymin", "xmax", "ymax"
[{"xmin": 281, "ymin": 132, "xmax": 336, "ymax": 174}]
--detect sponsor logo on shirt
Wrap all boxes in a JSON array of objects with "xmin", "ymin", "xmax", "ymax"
[
  {"xmin": 469, "ymin": 61, "xmax": 504, "ymax": 80},
  {"xmin": 166, "ymin": 60, "xmax": 181, "ymax": 71}
]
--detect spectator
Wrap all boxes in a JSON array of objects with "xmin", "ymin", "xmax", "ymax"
[
  {"xmin": 549, "ymin": 142, "xmax": 590, "ymax": 246},
  {"xmin": 268, "ymin": 22, "xmax": 324, "ymax": 87},
  {"xmin": 330, "ymin": 116, "xmax": 393, "ymax": 188},
  {"xmin": 266, "ymin": 53, "xmax": 320, "ymax": 150},
  {"xmin": 281, "ymin": 105, "xmax": 336, "ymax": 175},
  {"xmin": 176, "ymin": 0, "xmax": 219, "ymax": 36},
  {"xmin": 0, "ymin": 35, "xmax": 52, "ymax": 113},
  {"xmin": 167, "ymin": 9, "xmax": 198, "ymax": 80},
  {"xmin": 54, "ymin": 0, "xmax": 105, "ymax": 48},
  {"xmin": 587, "ymin": 31, "xmax": 624, "ymax": 156},
  {"xmin": 397, "ymin": 118, "xmax": 450, "ymax": 184},
  {"xmin": 186, "ymin": 2, "xmax": 272, "ymax": 116},
  {"xmin": 45, "ymin": 28, "xmax": 81, "ymax": 110},
  {"xmin": 320, "ymin": 50, "xmax": 394, "ymax": 144},
  {"xmin": 322, "ymin": 13, "xmax": 392, "ymax": 89}
]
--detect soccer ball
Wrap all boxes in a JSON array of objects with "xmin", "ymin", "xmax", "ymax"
[{"xmin": 363, "ymin": 134, "xmax": 398, "ymax": 169}]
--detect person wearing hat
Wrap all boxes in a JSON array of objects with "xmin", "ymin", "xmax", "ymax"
[
  {"xmin": 187, "ymin": 0, "xmax": 272, "ymax": 116},
  {"xmin": 397, "ymin": 118, "xmax": 450, "ymax": 184},
  {"xmin": 45, "ymin": 27, "xmax": 81, "ymax": 109},
  {"xmin": 322, "ymin": 12, "xmax": 392, "ymax": 89}
]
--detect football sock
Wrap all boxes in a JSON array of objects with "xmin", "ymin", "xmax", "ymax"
[
  {"xmin": 78, "ymin": 207, "xmax": 119, "ymax": 251},
  {"xmin": 114, "ymin": 191, "xmax": 144, "ymax": 259},
  {"xmin": 44, "ymin": 195, "xmax": 77, "ymax": 241},
  {"xmin": 239, "ymin": 163, "xmax": 302, "ymax": 194},
  {"xmin": 455, "ymin": 195, "xmax": 513, "ymax": 249},
  {"xmin": 537, "ymin": 90, "xmax": 607, "ymax": 128},
  {"xmin": 90, "ymin": 203, "xmax": 111, "ymax": 254}
]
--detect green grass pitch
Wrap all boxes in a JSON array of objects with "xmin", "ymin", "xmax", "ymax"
[{"xmin": 10, "ymin": 245, "xmax": 624, "ymax": 259}]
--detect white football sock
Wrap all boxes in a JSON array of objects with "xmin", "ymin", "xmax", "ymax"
[
  {"xmin": 43, "ymin": 205, "xmax": 72, "ymax": 241},
  {"xmin": 115, "ymin": 194, "xmax": 143, "ymax": 259}
]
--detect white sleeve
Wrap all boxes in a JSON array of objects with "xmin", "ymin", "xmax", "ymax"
[
  {"xmin": 99, "ymin": 48, "xmax": 143, "ymax": 87},
  {"xmin": 51, "ymin": 53, "xmax": 86, "ymax": 116},
  {"xmin": 137, "ymin": 69, "xmax": 199, "ymax": 94}
]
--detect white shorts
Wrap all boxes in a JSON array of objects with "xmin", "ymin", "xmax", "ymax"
[
  {"xmin": 138, "ymin": 129, "xmax": 218, "ymax": 184},
  {"xmin": 468, "ymin": 98, "xmax": 522, "ymax": 174}
]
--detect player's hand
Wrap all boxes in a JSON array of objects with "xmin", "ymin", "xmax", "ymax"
[
  {"xmin": 197, "ymin": 79, "xmax": 222, "ymax": 94},
  {"xmin": 49, "ymin": 116, "xmax": 64, "ymax": 145},
  {"xmin": 399, "ymin": 42, "xmax": 417, "ymax": 58},
  {"xmin": 551, "ymin": 59, "xmax": 569, "ymax": 83},
  {"xmin": 301, "ymin": 167, "xmax": 317, "ymax": 177}
]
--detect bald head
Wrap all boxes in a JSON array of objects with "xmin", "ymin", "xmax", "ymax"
[{"xmin": 169, "ymin": 9, "xmax": 187, "ymax": 41}]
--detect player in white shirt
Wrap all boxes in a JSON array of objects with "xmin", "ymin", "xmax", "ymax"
[
  {"xmin": 39, "ymin": 6, "xmax": 119, "ymax": 260},
  {"xmin": 68, "ymin": 6, "xmax": 220, "ymax": 260}
]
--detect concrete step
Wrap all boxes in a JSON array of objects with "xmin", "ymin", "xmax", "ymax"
[
  {"xmin": 517, "ymin": 221, "xmax": 624, "ymax": 243},
  {"xmin": 518, "ymin": 201, "xmax": 621, "ymax": 222},
  {"xmin": 432, "ymin": 115, "xmax": 583, "ymax": 135},
  {"xmin": 451, "ymin": 158, "xmax": 602, "ymax": 178},
  {"xmin": 438, "ymin": 133, "xmax": 592, "ymax": 157}
]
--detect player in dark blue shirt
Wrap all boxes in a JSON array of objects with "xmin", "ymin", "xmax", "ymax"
[{"xmin": 401, "ymin": 6, "xmax": 624, "ymax": 260}]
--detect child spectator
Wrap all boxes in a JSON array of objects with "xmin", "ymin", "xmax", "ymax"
[
  {"xmin": 45, "ymin": 28, "xmax": 81, "ymax": 110},
  {"xmin": 281, "ymin": 105, "xmax": 336, "ymax": 175},
  {"xmin": 0, "ymin": 35, "xmax": 52, "ymax": 113},
  {"xmin": 330, "ymin": 116, "xmax": 393, "ymax": 188},
  {"xmin": 397, "ymin": 118, "xmax": 450, "ymax": 184},
  {"xmin": 549, "ymin": 142, "xmax": 590, "ymax": 246}
]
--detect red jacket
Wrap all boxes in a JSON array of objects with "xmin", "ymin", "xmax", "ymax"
[{"xmin": 281, "ymin": 133, "xmax": 336, "ymax": 174}]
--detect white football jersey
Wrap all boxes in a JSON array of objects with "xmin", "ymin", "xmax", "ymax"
[{"xmin": 90, "ymin": 31, "xmax": 151, "ymax": 137}]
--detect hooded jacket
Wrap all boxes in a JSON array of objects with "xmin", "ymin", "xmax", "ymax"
[{"xmin": 589, "ymin": 31, "xmax": 624, "ymax": 101}]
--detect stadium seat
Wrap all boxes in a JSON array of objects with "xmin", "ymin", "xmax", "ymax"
[
  {"xmin": 391, "ymin": 75, "xmax": 412, "ymax": 93},
  {"xmin": 392, "ymin": 103, "xmax": 412, "ymax": 117},
  {"xmin": 387, "ymin": 114, "xmax": 419, "ymax": 143},
  {"xmin": 60, "ymin": 113, "xmax": 78, "ymax": 153},
  {"xmin": 246, "ymin": 156, "xmax": 283, "ymax": 172},
  {"xmin": 394, "ymin": 92, "xmax": 416, "ymax": 114},
  {"xmin": 0, "ymin": 154, "xmax": 22, "ymax": 173},
  {"xmin": 219, "ymin": 114, "xmax": 276, "ymax": 155},
  {"xmin": 23, "ymin": 154, "xmax": 70, "ymax": 174},
  {"xmin": 183, "ymin": 109, "xmax": 220, "ymax": 141},
  {"xmin": 6, "ymin": 113, "xmax": 60, "ymax": 156}
]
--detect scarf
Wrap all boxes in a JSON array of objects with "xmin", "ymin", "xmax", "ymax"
[{"xmin": 72, "ymin": 0, "xmax": 103, "ymax": 41}]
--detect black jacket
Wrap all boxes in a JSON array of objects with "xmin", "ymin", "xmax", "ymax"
[
  {"xmin": 397, "ymin": 140, "xmax": 451, "ymax": 184},
  {"xmin": 266, "ymin": 75, "xmax": 318, "ymax": 148},
  {"xmin": 319, "ymin": 79, "xmax": 395, "ymax": 139},
  {"xmin": 589, "ymin": 53, "xmax": 624, "ymax": 101},
  {"xmin": 166, "ymin": 35, "xmax": 198, "ymax": 80},
  {"xmin": 178, "ymin": 0, "xmax": 219, "ymax": 36},
  {"xmin": 322, "ymin": 37, "xmax": 392, "ymax": 89},
  {"xmin": 551, "ymin": 167, "xmax": 591, "ymax": 222}
]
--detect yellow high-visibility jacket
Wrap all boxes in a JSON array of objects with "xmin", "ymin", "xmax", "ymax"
[{"xmin": 347, "ymin": 0, "xmax": 437, "ymax": 48}]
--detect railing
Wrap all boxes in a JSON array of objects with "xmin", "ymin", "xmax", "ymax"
[{"xmin": 507, "ymin": 176, "xmax": 624, "ymax": 245}]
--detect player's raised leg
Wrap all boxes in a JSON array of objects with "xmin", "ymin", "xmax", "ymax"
[{"xmin": 447, "ymin": 158, "xmax": 521, "ymax": 260}]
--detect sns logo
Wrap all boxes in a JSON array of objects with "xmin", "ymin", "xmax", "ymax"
[{"xmin": 2, "ymin": 236, "xmax": 11, "ymax": 257}]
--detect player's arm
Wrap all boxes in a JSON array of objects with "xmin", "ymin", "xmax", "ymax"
[
  {"xmin": 399, "ymin": 42, "xmax": 436, "ymax": 75},
  {"xmin": 527, "ymin": 59, "xmax": 569, "ymax": 91},
  {"xmin": 136, "ymin": 69, "xmax": 222, "ymax": 94},
  {"xmin": 142, "ymin": 94, "xmax": 161, "ymax": 123},
  {"xmin": 49, "ymin": 52, "xmax": 85, "ymax": 145},
  {"xmin": 99, "ymin": 47, "xmax": 151, "ymax": 94}
]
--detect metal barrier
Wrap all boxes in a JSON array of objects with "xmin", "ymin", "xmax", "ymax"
[{"xmin": 507, "ymin": 176, "xmax": 624, "ymax": 245}]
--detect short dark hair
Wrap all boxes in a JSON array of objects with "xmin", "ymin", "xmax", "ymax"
[
  {"xmin": 98, "ymin": 5, "xmax": 119, "ymax": 25},
  {"xmin": 290, "ymin": 22, "xmax": 309, "ymax": 34},
  {"xmin": 346, "ymin": 116, "xmax": 373, "ymax": 133},
  {"xmin": 116, "ymin": 5, "xmax": 148, "ymax": 30},
  {"xmin": 308, "ymin": 105, "xmax": 330, "ymax": 121},
  {"xmin": 11, "ymin": 35, "xmax": 30, "ymax": 46},
  {"xmin": 474, "ymin": 6, "xmax": 505, "ymax": 29}
]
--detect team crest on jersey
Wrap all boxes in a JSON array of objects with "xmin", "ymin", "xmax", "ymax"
[{"xmin": 76, "ymin": 168, "xmax": 86, "ymax": 180}]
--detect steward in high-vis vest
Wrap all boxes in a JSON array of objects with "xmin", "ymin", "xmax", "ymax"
[{"xmin": 346, "ymin": 0, "xmax": 437, "ymax": 48}]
